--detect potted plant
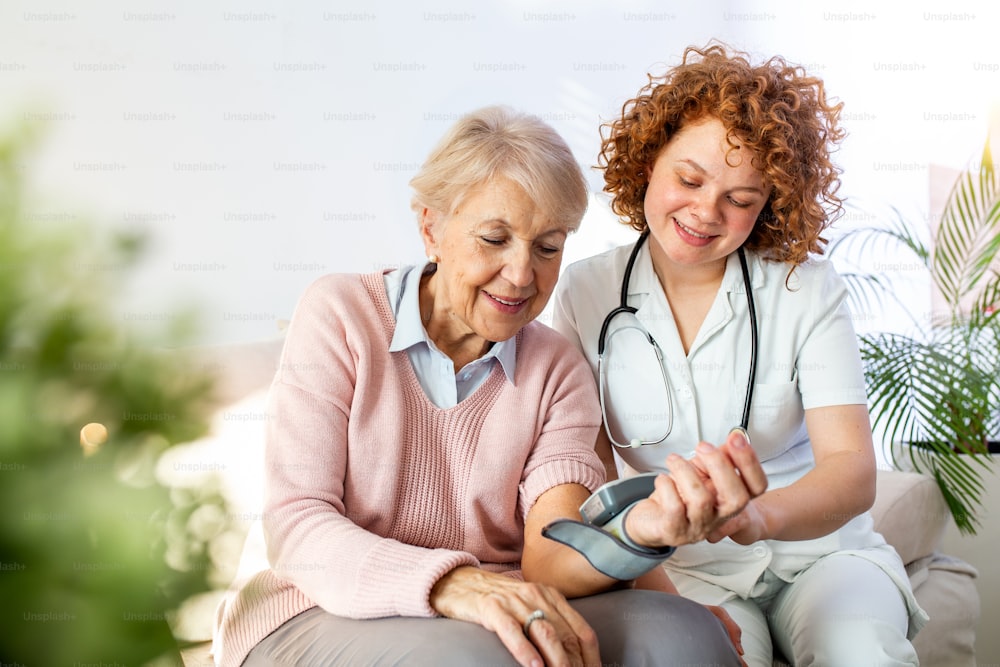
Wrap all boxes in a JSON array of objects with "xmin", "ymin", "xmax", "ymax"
[{"xmin": 830, "ymin": 133, "xmax": 1000, "ymax": 535}]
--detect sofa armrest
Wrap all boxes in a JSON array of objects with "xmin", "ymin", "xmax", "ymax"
[
  {"xmin": 870, "ymin": 469, "xmax": 949, "ymax": 565},
  {"xmin": 908, "ymin": 553, "xmax": 979, "ymax": 667}
]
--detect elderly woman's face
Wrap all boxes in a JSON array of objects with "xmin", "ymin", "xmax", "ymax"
[{"xmin": 423, "ymin": 178, "xmax": 567, "ymax": 348}]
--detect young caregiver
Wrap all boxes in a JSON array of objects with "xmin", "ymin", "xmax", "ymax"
[{"xmin": 551, "ymin": 43, "xmax": 927, "ymax": 666}]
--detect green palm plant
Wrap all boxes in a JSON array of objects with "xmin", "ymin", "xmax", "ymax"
[{"xmin": 831, "ymin": 135, "xmax": 1000, "ymax": 535}]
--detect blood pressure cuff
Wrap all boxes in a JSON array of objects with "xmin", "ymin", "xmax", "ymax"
[
  {"xmin": 543, "ymin": 514, "xmax": 675, "ymax": 581},
  {"xmin": 542, "ymin": 473, "xmax": 675, "ymax": 581}
]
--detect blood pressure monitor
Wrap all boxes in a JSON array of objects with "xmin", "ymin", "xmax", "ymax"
[
  {"xmin": 542, "ymin": 472, "xmax": 675, "ymax": 581},
  {"xmin": 580, "ymin": 472, "xmax": 659, "ymax": 525}
]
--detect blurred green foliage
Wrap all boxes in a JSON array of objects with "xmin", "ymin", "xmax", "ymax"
[{"xmin": 0, "ymin": 123, "xmax": 230, "ymax": 663}]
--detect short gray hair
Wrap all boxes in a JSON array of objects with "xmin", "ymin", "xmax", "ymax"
[{"xmin": 409, "ymin": 105, "xmax": 588, "ymax": 231}]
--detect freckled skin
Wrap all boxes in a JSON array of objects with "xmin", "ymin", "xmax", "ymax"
[{"xmin": 642, "ymin": 117, "xmax": 771, "ymax": 286}]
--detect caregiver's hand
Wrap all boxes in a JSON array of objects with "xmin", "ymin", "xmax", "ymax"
[{"xmin": 624, "ymin": 429, "xmax": 768, "ymax": 548}]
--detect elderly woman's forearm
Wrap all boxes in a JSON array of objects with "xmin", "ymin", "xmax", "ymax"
[
  {"xmin": 521, "ymin": 541, "xmax": 625, "ymax": 598},
  {"xmin": 521, "ymin": 483, "xmax": 626, "ymax": 597}
]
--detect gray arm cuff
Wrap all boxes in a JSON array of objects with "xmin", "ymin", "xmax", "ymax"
[{"xmin": 542, "ymin": 518, "xmax": 675, "ymax": 581}]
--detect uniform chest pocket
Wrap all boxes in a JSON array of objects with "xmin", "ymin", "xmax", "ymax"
[{"xmin": 748, "ymin": 379, "xmax": 804, "ymax": 461}]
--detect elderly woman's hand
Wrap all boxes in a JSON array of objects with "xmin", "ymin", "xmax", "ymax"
[
  {"xmin": 430, "ymin": 566, "xmax": 601, "ymax": 667},
  {"xmin": 624, "ymin": 429, "xmax": 768, "ymax": 548}
]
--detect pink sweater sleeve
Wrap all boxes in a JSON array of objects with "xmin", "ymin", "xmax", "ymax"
[
  {"xmin": 261, "ymin": 278, "xmax": 479, "ymax": 619},
  {"xmin": 517, "ymin": 330, "xmax": 606, "ymax": 517}
]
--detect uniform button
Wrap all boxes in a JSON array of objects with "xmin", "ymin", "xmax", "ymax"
[
  {"xmin": 680, "ymin": 386, "xmax": 693, "ymax": 399},
  {"xmin": 752, "ymin": 545, "xmax": 767, "ymax": 557}
]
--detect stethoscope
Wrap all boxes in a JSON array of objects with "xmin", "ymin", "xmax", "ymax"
[{"xmin": 597, "ymin": 231, "xmax": 759, "ymax": 448}]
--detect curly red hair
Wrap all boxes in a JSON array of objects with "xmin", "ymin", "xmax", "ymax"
[{"xmin": 600, "ymin": 43, "xmax": 845, "ymax": 266}]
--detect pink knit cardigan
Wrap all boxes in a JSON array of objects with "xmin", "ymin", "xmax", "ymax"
[{"xmin": 212, "ymin": 271, "xmax": 604, "ymax": 666}]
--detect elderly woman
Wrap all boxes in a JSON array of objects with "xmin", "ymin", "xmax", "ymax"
[{"xmin": 212, "ymin": 105, "xmax": 764, "ymax": 667}]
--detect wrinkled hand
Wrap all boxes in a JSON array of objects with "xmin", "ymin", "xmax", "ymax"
[
  {"xmin": 430, "ymin": 566, "xmax": 601, "ymax": 667},
  {"xmin": 624, "ymin": 429, "xmax": 768, "ymax": 548},
  {"xmin": 705, "ymin": 604, "xmax": 746, "ymax": 666}
]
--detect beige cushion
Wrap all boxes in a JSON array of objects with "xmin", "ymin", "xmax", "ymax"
[
  {"xmin": 870, "ymin": 470, "xmax": 948, "ymax": 565},
  {"xmin": 908, "ymin": 554, "xmax": 979, "ymax": 667}
]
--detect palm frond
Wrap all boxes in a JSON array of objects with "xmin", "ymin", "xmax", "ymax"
[
  {"xmin": 933, "ymin": 156, "xmax": 1000, "ymax": 307},
  {"xmin": 858, "ymin": 326, "xmax": 998, "ymax": 534},
  {"xmin": 831, "ymin": 210, "xmax": 930, "ymax": 267},
  {"xmin": 832, "ymin": 136, "xmax": 1000, "ymax": 535},
  {"xmin": 839, "ymin": 272, "xmax": 914, "ymax": 327}
]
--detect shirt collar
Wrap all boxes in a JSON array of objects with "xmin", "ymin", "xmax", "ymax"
[
  {"xmin": 723, "ymin": 249, "xmax": 766, "ymax": 294},
  {"xmin": 491, "ymin": 333, "xmax": 518, "ymax": 385},
  {"xmin": 627, "ymin": 239, "xmax": 658, "ymax": 299},
  {"xmin": 388, "ymin": 262, "xmax": 517, "ymax": 384},
  {"xmin": 626, "ymin": 240, "xmax": 766, "ymax": 299},
  {"xmin": 388, "ymin": 263, "xmax": 430, "ymax": 353}
]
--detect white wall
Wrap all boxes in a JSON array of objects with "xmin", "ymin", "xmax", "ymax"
[{"xmin": 4, "ymin": 0, "xmax": 997, "ymax": 345}]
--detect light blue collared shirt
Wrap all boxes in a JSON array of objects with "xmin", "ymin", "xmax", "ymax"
[{"xmin": 383, "ymin": 263, "xmax": 517, "ymax": 408}]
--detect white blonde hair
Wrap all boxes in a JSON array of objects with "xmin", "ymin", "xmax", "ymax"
[{"xmin": 409, "ymin": 105, "xmax": 588, "ymax": 231}]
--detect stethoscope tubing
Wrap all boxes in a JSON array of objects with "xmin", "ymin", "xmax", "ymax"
[
  {"xmin": 736, "ymin": 247, "xmax": 757, "ymax": 432},
  {"xmin": 597, "ymin": 231, "xmax": 759, "ymax": 446}
]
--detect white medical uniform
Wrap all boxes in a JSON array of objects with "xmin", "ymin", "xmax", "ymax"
[{"xmin": 552, "ymin": 241, "xmax": 927, "ymax": 666}]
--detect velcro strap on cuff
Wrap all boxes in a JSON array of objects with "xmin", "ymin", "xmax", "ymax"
[
  {"xmin": 601, "ymin": 503, "xmax": 659, "ymax": 553},
  {"xmin": 542, "ymin": 518, "xmax": 675, "ymax": 581}
]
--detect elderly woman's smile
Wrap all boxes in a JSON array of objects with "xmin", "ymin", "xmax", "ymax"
[{"xmin": 484, "ymin": 290, "xmax": 528, "ymax": 310}]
